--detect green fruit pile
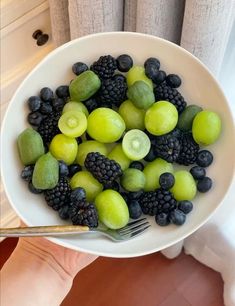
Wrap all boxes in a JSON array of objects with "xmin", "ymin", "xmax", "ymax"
[{"xmin": 17, "ymin": 54, "xmax": 222, "ymax": 231}]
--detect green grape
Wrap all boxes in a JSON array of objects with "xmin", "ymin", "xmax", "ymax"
[
  {"xmin": 118, "ymin": 100, "xmax": 146, "ymax": 130},
  {"xmin": 121, "ymin": 168, "xmax": 145, "ymax": 192},
  {"xmin": 95, "ymin": 190, "xmax": 129, "ymax": 229},
  {"xmin": 70, "ymin": 170, "xmax": 103, "ymax": 202},
  {"xmin": 143, "ymin": 158, "xmax": 174, "ymax": 191},
  {"xmin": 87, "ymin": 108, "xmax": 126, "ymax": 143},
  {"xmin": 145, "ymin": 101, "xmax": 178, "ymax": 135},
  {"xmin": 58, "ymin": 110, "xmax": 87, "ymax": 138},
  {"xmin": 49, "ymin": 134, "xmax": 78, "ymax": 165},
  {"xmin": 76, "ymin": 140, "xmax": 108, "ymax": 166},
  {"xmin": 122, "ymin": 129, "xmax": 151, "ymax": 161},
  {"xmin": 108, "ymin": 143, "xmax": 131, "ymax": 171},
  {"xmin": 127, "ymin": 81, "xmax": 155, "ymax": 109},
  {"xmin": 171, "ymin": 170, "xmax": 197, "ymax": 201},
  {"xmin": 62, "ymin": 101, "xmax": 89, "ymax": 117},
  {"xmin": 127, "ymin": 66, "xmax": 153, "ymax": 89},
  {"xmin": 192, "ymin": 110, "xmax": 222, "ymax": 145}
]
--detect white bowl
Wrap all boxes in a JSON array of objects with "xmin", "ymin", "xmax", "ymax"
[{"xmin": 1, "ymin": 32, "xmax": 235, "ymax": 258}]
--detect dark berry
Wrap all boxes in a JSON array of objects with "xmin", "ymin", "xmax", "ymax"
[
  {"xmin": 166, "ymin": 74, "xmax": 182, "ymax": 88},
  {"xmin": 159, "ymin": 173, "xmax": 175, "ymax": 190},
  {"xmin": 190, "ymin": 166, "xmax": 206, "ymax": 180},
  {"xmin": 170, "ymin": 209, "xmax": 186, "ymax": 225},
  {"xmin": 69, "ymin": 201, "xmax": 98, "ymax": 227},
  {"xmin": 120, "ymin": 192, "xmax": 129, "ymax": 204},
  {"xmin": 21, "ymin": 165, "xmax": 34, "ymax": 181},
  {"xmin": 154, "ymin": 135, "xmax": 181, "ymax": 163},
  {"xmin": 27, "ymin": 111, "xmax": 44, "ymax": 127},
  {"xmin": 76, "ymin": 137, "xmax": 83, "ymax": 145},
  {"xmin": 37, "ymin": 112, "xmax": 61, "ymax": 144},
  {"xmin": 128, "ymin": 200, "xmax": 142, "ymax": 219},
  {"xmin": 113, "ymin": 74, "xmax": 126, "ymax": 82},
  {"xmin": 116, "ymin": 54, "xmax": 133, "ymax": 72},
  {"xmin": 84, "ymin": 152, "xmax": 122, "ymax": 185},
  {"xmin": 59, "ymin": 160, "xmax": 69, "ymax": 177},
  {"xmin": 68, "ymin": 164, "xmax": 82, "ymax": 177},
  {"xmin": 70, "ymin": 187, "xmax": 86, "ymax": 203},
  {"xmin": 196, "ymin": 150, "xmax": 213, "ymax": 167},
  {"xmin": 51, "ymin": 98, "xmax": 65, "ymax": 112},
  {"xmin": 154, "ymin": 83, "xmax": 186, "ymax": 113},
  {"xmin": 55, "ymin": 85, "xmax": 69, "ymax": 98},
  {"xmin": 91, "ymin": 55, "xmax": 117, "ymax": 79},
  {"xmin": 28, "ymin": 96, "xmax": 41, "ymax": 112},
  {"xmin": 129, "ymin": 161, "xmax": 144, "ymax": 171},
  {"xmin": 104, "ymin": 181, "xmax": 120, "ymax": 192},
  {"xmin": 28, "ymin": 181, "xmax": 43, "ymax": 194},
  {"xmin": 152, "ymin": 70, "xmax": 166, "ymax": 85},
  {"xmin": 144, "ymin": 146, "xmax": 157, "ymax": 162},
  {"xmin": 58, "ymin": 205, "xmax": 70, "ymax": 220},
  {"xmin": 197, "ymin": 177, "xmax": 212, "ymax": 193},
  {"xmin": 178, "ymin": 201, "xmax": 193, "ymax": 214},
  {"xmin": 128, "ymin": 190, "xmax": 144, "ymax": 200},
  {"xmin": 72, "ymin": 62, "xmax": 88, "ymax": 75},
  {"xmin": 40, "ymin": 102, "xmax": 53, "ymax": 114},
  {"xmin": 83, "ymin": 98, "xmax": 98, "ymax": 113},
  {"xmin": 86, "ymin": 132, "xmax": 94, "ymax": 140},
  {"xmin": 155, "ymin": 213, "xmax": 170, "ymax": 226},
  {"xmin": 145, "ymin": 65, "xmax": 159, "ymax": 82},
  {"xmin": 40, "ymin": 87, "xmax": 53, "ymax": 101},
  {"xmin": 177, "ymin": 133, "xmax": 199, "ymax": 165},
  {"xmin": 144, "ymin": 57, "xmax": 160, "ymax": 70}
]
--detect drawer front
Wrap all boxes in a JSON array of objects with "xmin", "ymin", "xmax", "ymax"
[{"xmin": 1, "ymin": 2, "xmax": 52, "ymax": 76}]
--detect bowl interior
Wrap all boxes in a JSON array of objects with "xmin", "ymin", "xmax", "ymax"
[{"xmin": 1, "ymin": 32, "xmax": 235, "ymax": 257}]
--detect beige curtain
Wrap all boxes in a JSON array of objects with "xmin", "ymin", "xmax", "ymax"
[{"xmin": 49, "ymin": 0, "xmax": 235, "ymax": 77}]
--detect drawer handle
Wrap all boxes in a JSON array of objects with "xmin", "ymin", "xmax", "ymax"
[{"xmin": 32, "ymin": 29, "xmax": 49, "ymax": 46}]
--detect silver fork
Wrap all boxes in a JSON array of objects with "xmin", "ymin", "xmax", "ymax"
[{"xmin": 0, "ymin": 218, "xmax": 150, "ymax": 242}]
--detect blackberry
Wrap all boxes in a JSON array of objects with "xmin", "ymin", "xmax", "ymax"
[
  {"xmin": 84, "ymin": 152, "xmax": 122, "ymax": 185},
  {"xmin": 91, "ymin": 55, "xmax": 117, "ymax": 79},
  {"xmin": 140, "ymin": 188, "xmax": 177, "ymax": 216},
  {"xmin": 177, "ymin": 133, "xmax": 199, "ymax": 165},
  {"xmin": 44, "ymin": 177, "xmax": 71, "ymax": 211},
  {"xmin": 69, "ymin": 201, "xmax": 98, "ymax": 227},
  {"xmin": 97, "ymin": 77, "xmax": 127, "ymax": 107},
  {"xmin": 154, "ymin": 83, "xmax": 186, "ymax": 113},
  {"xmin": 37, "ymin": 112, "xmax": 61, "ymax": 144},
  {"xmin": 154, "ymin": 135, "xmax": 181, "ymax": 163}
]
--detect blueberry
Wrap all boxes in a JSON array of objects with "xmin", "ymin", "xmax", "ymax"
[
  {"xmin": 178, "ymin": 200, "xmax": 193, "ymax": 214},
  {"xmin": 120, "ymin": 192, "xmax": 129, "ymax": 204},
  {"xmin": 144, "ymin": 57, "xmax": 160, "ymax": 70},
  {"xmin": 196, "ymin": 150, "xmax": 213, "ymax": 167},
  {"xmin": 68, "ymin": 164, "xmax": 82, "ymax": 177},
  {"xmin": 72, "ymin": 62, "xmax": 88, "ymax": 75},
  {"xmin": 197, "ymin": 177, "xmax": 212, "ymax": 193},
  {"xmin": 83, "ymin": 98, "xmax": 98, "ymax": 112},
  {"xmin": 28, "ymin": 181, "xmax": 43, "ymax": 194},
  {"xmin": 27, "ymin": 111, "xmax": 44, "ymax": 126},
  {"xmin": 51, "ymin": 98, "xmax": 65, "ymax": 112},
  {"xmin": 190, "ymin": 166, "xmax": 206, "ymax": 180},
  {"xmin": 104, "ymin": 181, "xmax": 120, "ymax": 192},
  {"xmin": 28, "ymin": 96, "xmax": 41, "ymax": 112},
  {"xmin": 58, "ymin": 205, "xmax": 70, "ymax": 220},
  {"xmin": 59, "ymin": 160, "xmax": 69, "ymax": 177},
  {"xmin": 155, "ymin": 212, "xmax": 170, "ymax": 226},
  {"xmin": 129, "ymin": 161, "xmax": 144, "ymax": 171},
  {"xmin": 40, "ymin": 87, "xmax": 53, "ymax": 101},
  {"xmin": 152, "ymin": 70, "xmax": 166, "ymax": 85},
  {"xmin": 113, "ymin": 74, "xmax": 126, "ymax": 82},
  {"xmin": 128, "ymin": 200, "xmax": 142, "ymax": 219},
  {"xmin": 159, "ymin": 173, "xmax": 175, "ymax": 190},
  {"xmin": 170, "ymin": 209, "xmax": 186, "ymax": 225},
  {"xmin": 144, "ymin": 146, "xmax": 157, "ymax": 162},
  {"xmin": 70, "ymin": 187, "xmax": 86, "ymax": 202},
  {"xmin": 40, "ymin": 102, "xmax": 53, "ymax": 114},
  {"xmin": 56, "ymin": 85, "xmax": 69, "ymax": 98},
  {"xmin": 128, "ymin": 190, "xmax": 144, "ymax": 200},
  {"xmin": 166, "ymin": 74, "xmax": 182, "ymax": 88},
  {"xmin": 116, "ymin": 54, "xmax": 133, "ymax": 72},
  {"xmin": 145, "ymin": 65, "xmax": 159, "ymax": 82},
  {"xmin": 21, "ymin": 165, "xmax": 34, "ymax": 181}
]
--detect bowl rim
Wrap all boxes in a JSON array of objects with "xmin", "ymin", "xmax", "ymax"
[{"xmin": 1, "ymin": 31, "xmax": 235, "ymax": 257}]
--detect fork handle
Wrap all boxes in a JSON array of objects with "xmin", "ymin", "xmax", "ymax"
[{"xmin": 0, "ymin": 225, "xmax": 90, "ymax": 237}]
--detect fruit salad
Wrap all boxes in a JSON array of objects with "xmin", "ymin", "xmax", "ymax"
[{"xmin": 17, "ymin": 54, "xmax": 222, "ymax": 231}]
